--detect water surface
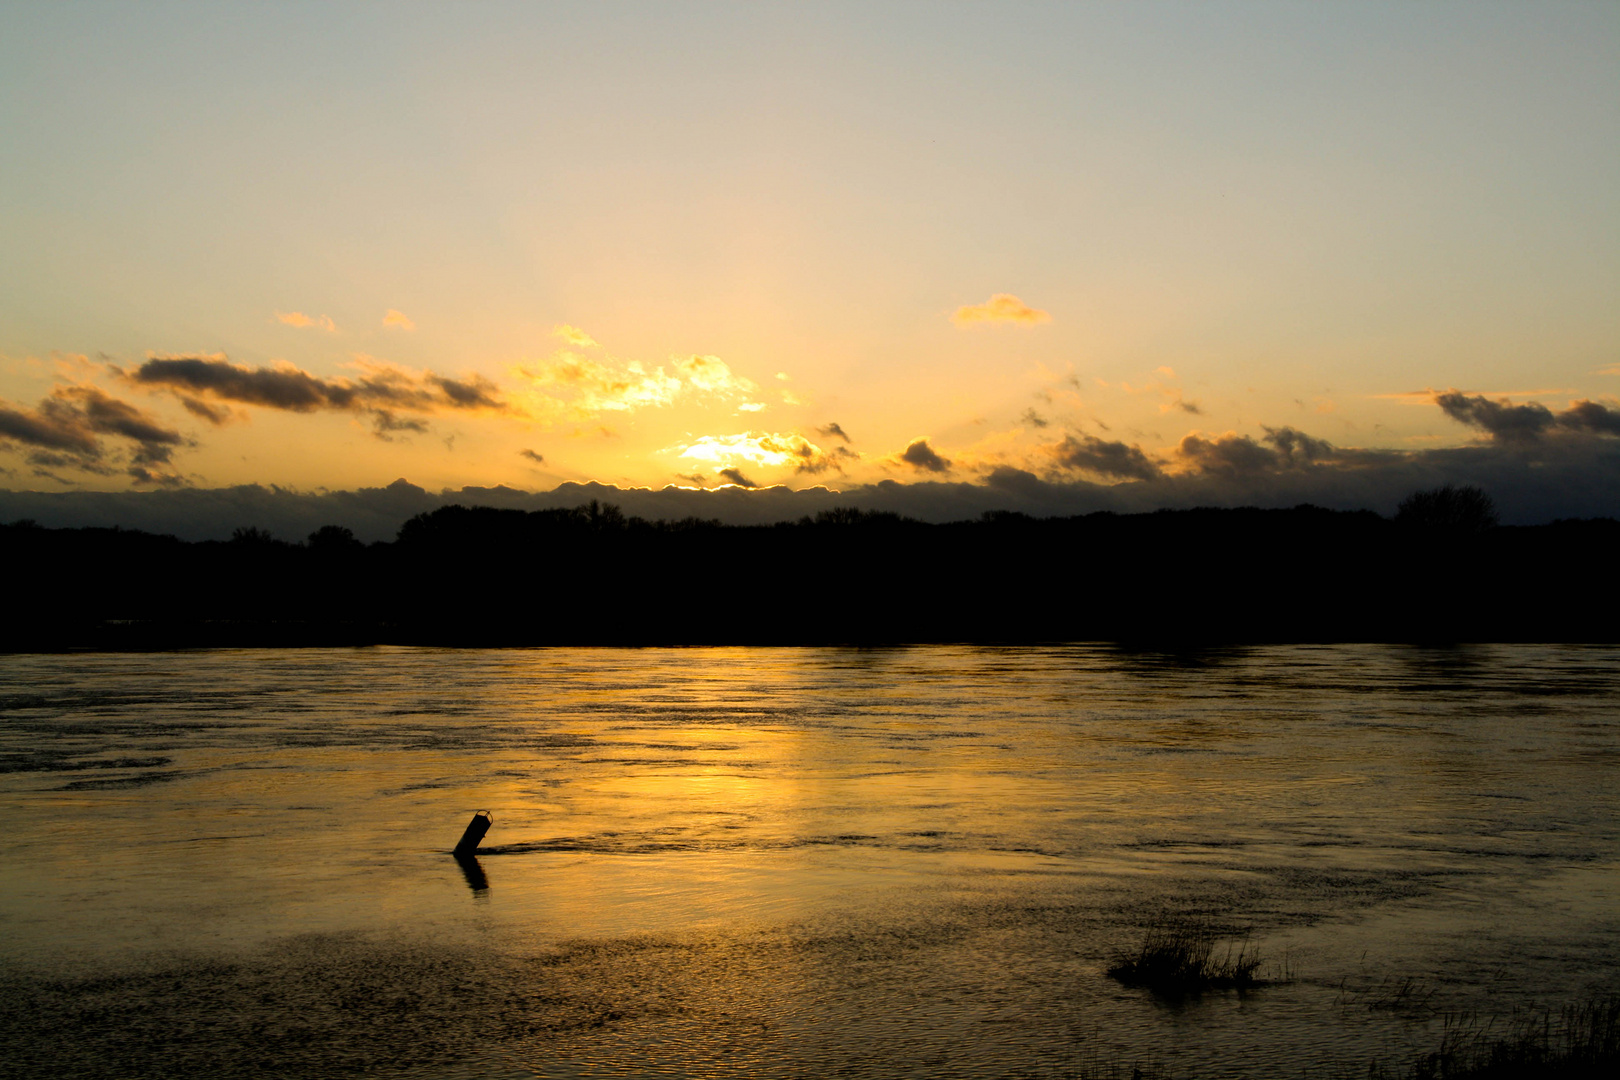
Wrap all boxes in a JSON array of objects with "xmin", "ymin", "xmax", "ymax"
[{"xmin": 2, "ymin": 645, "xmax": 1616, "ymax": 1077}]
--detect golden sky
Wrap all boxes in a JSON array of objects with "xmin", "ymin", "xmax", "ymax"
[{"xmin": 1, "ymin": 3, "xmax": 1617, "ymax": 514}]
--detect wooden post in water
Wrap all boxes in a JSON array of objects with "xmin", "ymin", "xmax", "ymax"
[{"xmin": 454, "ymin": 809, "xmax": 492, "ymax": 856}]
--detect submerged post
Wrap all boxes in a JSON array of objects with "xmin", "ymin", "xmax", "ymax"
[{"xmin": 454, "ymin": 809, "xmax": 493, "ymax": 856}]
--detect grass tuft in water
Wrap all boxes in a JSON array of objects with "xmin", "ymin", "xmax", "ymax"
[
  {"xmin": 1371, "ymin": 994, "xmax": 1620, "ymax": 1080},
  {"xmin": 1106, "ymin": 920, "xmax": 1266, "ymax": 997}
]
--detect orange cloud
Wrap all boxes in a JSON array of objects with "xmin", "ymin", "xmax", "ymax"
[
  {"xmin": 552, "ymin": 324, "xmax": 599, "ymax": 348},
  {"xmin": 276, "ymin": 311, "xmax": 336, "ymax": 332},
  {"xmin": 383, "ymin": 309, "xmax": 416, "ymax": 331},
  {"xmin": 951, "ymin": 293, "xmax": 1051, "ymax": 327}
]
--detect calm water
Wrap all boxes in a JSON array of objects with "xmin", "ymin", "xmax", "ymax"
[{"xmin": 1, "ymin": 645, "xmax": 1616, "ymax": 1078}]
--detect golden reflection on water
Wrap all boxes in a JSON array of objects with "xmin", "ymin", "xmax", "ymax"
[{"xmin": 0, "ymin": 644, "xmax": 1617, "ymax": 1078}]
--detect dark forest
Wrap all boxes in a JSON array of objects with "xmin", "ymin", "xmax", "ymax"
[{"xmin": 5, "ymin": 491, "xmax": 1615, "ymax": 649}]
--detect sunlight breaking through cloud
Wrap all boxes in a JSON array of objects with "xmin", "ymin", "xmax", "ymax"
[
  {"xmin": 519, "ymin": 352, "xmax": 759, "ymax": 418},
  {"xmin": 675, "ymin": 431, "xmax": 838, "ymax": 475}
]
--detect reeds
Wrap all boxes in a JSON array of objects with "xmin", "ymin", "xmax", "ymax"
[
  {"xmin": 1106, "ymin": 920, "xmax": 1266, "ymax": 997},
  {"xmin": 1372, "ymin": 993, "xmax": 1620, "ymax": 1080}
]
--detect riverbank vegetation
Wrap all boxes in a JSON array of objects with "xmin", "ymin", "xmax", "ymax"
[{"xmin": 5, "ymin": 495, "xmax": 1618, "ymax": 649}]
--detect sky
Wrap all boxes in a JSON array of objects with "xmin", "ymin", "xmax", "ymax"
[{"xmin": 2, "ymin": 2, "xmax": 1618, "ymax": 530}]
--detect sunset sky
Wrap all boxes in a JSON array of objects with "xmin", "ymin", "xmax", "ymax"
[{"xmin": 2, "ymin": 2, "xmax": 1617, "ymax": 528}]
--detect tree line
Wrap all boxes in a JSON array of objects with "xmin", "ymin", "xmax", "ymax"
[{"xmin": 4, "ymin": 487, "xmax": 1614, "ymax": 648}]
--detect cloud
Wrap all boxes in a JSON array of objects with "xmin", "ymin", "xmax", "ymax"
[
  {"xmin": 718, "ymin": 467, "xmax": 757, "ymax": 488},
  {"xmin": 552, "ymin": 324, "xmax": 599, "ymax": 348},
  {"xmin": 0, "ymin": 401, "xmax": 100, "ymax": 456},
  {"xmin": 1559, "ymin": 399, "xmax": 1620, "ymax": 436},
  {"xmin": 370, "ymin": 411, "xmax": 430, "ymax": 439},
  {"xmin": 951, "ymin": 294, "xmax": 1051, "ymax": 327},
  {"xmin": 1045, "ymin": 433, "xmax": 1162, "ymax": 480},
  {"xmin": 677, "ymin": 431, "xmax": 839, "ymax": 475},
  {"xmin": 128, "ymin": 464, "xmax": 190, "ymax": 488},
  {"xmin": 1171, "ymin": 425, "xmax": 1371, "ymax": 478},
  {"xmin": 818, "ymin": 422, "xmax": 851, "ymax": 443},
  {"xmin": 1263, "ymin": 425, "xmax": 1338, "ymax": 464},
  {"xmin": 519, "ymin": 449, "xmax": 546, "ymax": 465},
  {"xmin": 672, "ymin": 354, "xmax": 755, "ymax": 396},
  {"xmin": 0, "ymin": 385, "xmax": 187, "ymax": 480},
  {"xmin": 276, "ymin": 311, "xmax": 336, "ymax": 332},
  {"xmin": 898, "ymin": 437, "xmax": 951, "ymax": 473},
  {"xmin": 127, "ymin": 353, "xmax": 507, "ymax": 437},
  {"xmin": 1021, "ymin": 408, "xmax": 1049, "ymax": 429},
  {"xmin": 383, "ymin": 309, "xmax": 416, "ymax": 331},
  {"xmin": 1174, "ymin": 431, "xmax": 1285, "ymax": 476},
  {"xmin": 520, "ymin": 352, "xmax": 757, "ymax": 418},
  {"xmin": 1434, "ymin": 391, "xmax": 1555, "ymax": 443},
  {"xmin": 6, "ymin": 423, "xmax": 1619, "ymax": 544},
  {"xmin": 1433, "ymin": 390, "xmax": 1620, "ymax": 444}
]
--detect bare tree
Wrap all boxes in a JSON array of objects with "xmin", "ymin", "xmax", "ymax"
[{"xmin": 1395, "ymin": 485, "xmax": 1499, "ymax": 531}]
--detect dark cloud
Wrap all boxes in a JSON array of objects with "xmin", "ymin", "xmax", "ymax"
[
  {"xmin": 428, "ymin": 374, "xmax": 504, "ymax": 410},
  {"xmin": 128, "ymin": 465, "xmax": 190, "ymax": 488},
  {"xmin": 791, "ymin": 438, "xmax": 841, "ymax": 474},
  {"xmin": 1175, "ymin": 432, "xmax": 1280, "ymax": 476},
  {"xmin": 1262, "ymin": 425, "xmax": 1336, "ymax": 465},
  {"xmin": 129, "ymin": 355, "xmax": 508, "ymax": 434},
  {"xmin": 371, "ymin": 411, "xmax": 430, "ymax": 439},
  {"xmin": 1434, "ymin": 391, "xmax": 1556, "ymax": 443},
  {"xmin": 1173, "ymin": 398, "xmax": 1202, "ymax": 415},
  {"xmin": 133, "ymin": 356, "xmax": 342, "ymax": 412},
  {"xmin": 1020, "ymin": 408, "xmax": 1049, "ymax": 429},
  {"xmin": 1174, "ymin": 425, "xmax": 1357, "ymax": 477},
  {"xmin": 817, "ymin": 422, "xmax": 851, "ymax": 443},
  {"xmin": 0, "ymin": 403, "xmax": 100, "ymax": 455},
  {"xmin": 1047, "ymin": 434, "xmax": 1162, "ymax": 480},
  {"xmin": 28, "ymin": 450, "xmax": 116, "ymax": 475},
  {"xmin": 985, "ymin": 466, "xmax": 1053, "ymax": 498},
  {"xmin": 176, "ymin": 396, "xmax": 235, "ymax": 424},
  {"xmin": 519, "ymin": 449, "xmax": 545, "ymax": 464},
  {"xmin": 0, "ymin": 386, "xmax": 185, "ymax": 474},
  {"xmin": 1432, "ymin": 390, "xmax": 1620, "ymax": 445},
  {"xmin": 718, "ymin": 467, "xmax": 757, "ymax": 488},
  {"xmin": 1558, "ymin": 399, "xmax": 1620, "ymax": 436},
  {"xmin": 899, "ymin": 437, "xmax": 951, "ymax": 473}
]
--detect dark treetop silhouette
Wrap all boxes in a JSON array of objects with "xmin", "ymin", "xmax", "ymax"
[{"xmin": 3, "ymin": 489, "xmax": 1614, "ymax": 649}]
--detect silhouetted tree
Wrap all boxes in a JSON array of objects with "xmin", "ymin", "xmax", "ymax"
[
  {"xmin": 230, "ymin": 525, "xmax": 278, "ymax": 545},
  {"xmin": 307, "ymin": 524, "xmax": 361, "ymax": 551},
  {"xmin": 1396, "ymin": 485, "xmax": 1499, "ymax": 532}
]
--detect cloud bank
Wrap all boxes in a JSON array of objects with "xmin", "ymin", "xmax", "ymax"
[{"xmin": 6, "ymin": 400, "xmax": 1612, "ymax": 542}]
